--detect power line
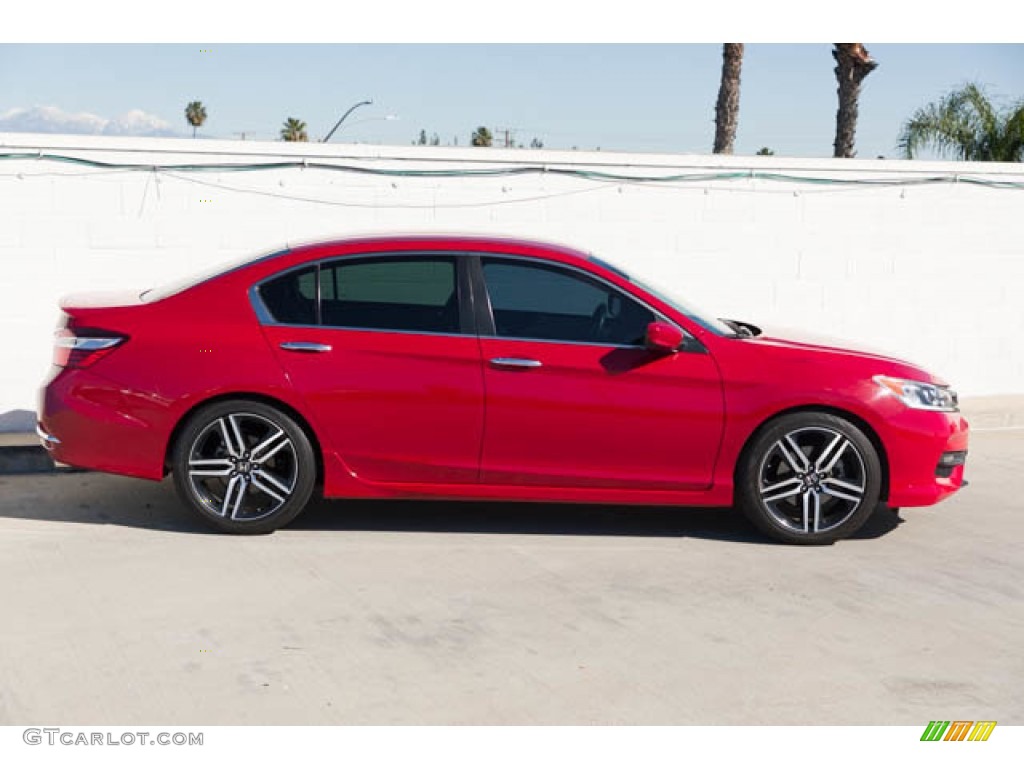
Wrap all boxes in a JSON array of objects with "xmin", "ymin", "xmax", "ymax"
[{"xmin": 1, "ymin": 152, "xmax": 1022, "ymax": 190}]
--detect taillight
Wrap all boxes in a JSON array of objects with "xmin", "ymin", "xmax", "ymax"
[{"xmin": 53, "ymin": 328, "xmax": 126, "ymax": 369}]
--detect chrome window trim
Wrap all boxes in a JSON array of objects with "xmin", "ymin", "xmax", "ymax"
[
  {"xmin": 248, "ymin": 249, "xmax": 699, "ymax": 352},
  {"xmin": 249, "ymin": 283, "xmax": 276, "ymax": 325},
  {"xmin": 256, "ymin": 320, "xmax": 479, "ymax": 342},
  {"xmin": 255, "ymin": 318, "xmax": 656, "ymax": 349},
  {"xmin": 480, "ymin": 334, "xmax": 652, "ymax": 351}
]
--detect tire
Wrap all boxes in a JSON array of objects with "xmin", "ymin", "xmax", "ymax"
[
  {"xmin": 736, "ymin": 412, "xmax": 882, "ymax": 545},
  {"xmin": 171, "ymin": 399, "xmax": 317, "ymax": 534}
]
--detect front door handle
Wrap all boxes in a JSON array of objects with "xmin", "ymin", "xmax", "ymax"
[
  {"xmin": 280, "ymin": 341, "xmax": 332, "ymax": 353},
  {"xmin": 489, "ymin": 357, "xmax": 542, "ymax": 369}
]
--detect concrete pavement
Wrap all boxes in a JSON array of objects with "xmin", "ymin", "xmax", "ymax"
[{"xmin": 0, "ymin": 421, "xmax": 1021, "ymax": 724}]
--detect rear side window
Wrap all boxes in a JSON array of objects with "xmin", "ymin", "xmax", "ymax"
[
  {"xmin": 257, "ymin": 257, "xmax": 460, "ymax": 334},
  {"xmin": 320, "ymin": 258, "xmax": 458, "ymax": 333},
  {"xmin": 259, "ymin": 266, "xmax": 317, "ymax": 325}
]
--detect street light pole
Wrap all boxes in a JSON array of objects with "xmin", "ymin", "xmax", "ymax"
[{"xmin": 323, "ymin": 100, "xmax": 373, "ymax": 143}]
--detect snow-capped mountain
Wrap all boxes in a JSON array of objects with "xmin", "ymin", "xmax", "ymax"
[
  {"xmin": 0, "ymin": 105, "xmax": 179, "ymax": 137},
  {"xmin": 102, "ymin": 109, "xmax": 178, "ymax": 137}
]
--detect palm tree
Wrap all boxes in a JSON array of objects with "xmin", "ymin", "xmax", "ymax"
[
  {"xmin": 898, "ymin": 83, "xmax": 1024, "ymax": 162},
  {"xmin": 471, "ymin": 126, "xmax": 493, "ymax": 147},
  {"xmin": 713, "ymin": 44, "xmax": 744, "ymax": 154},
  {"xmin": 280, "ymin": 118, "xmax": 308, "ymax": 142},
  {"xmin": 832, "ymin": 44, "xmax": 878, "ymax": 158},
  {"xmin": 185, "ymin": 101, "xmax": 207, "ymax": 138}
]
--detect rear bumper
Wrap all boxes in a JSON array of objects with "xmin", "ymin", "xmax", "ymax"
[
  {"xmin": 884, "ymin": 408, "xmax": 969, "ymax": 508},
  {"xmin": 35, "ymin": 422, "xmax": 61, "ymax": 448},
  {"xmin": 37, "ymin": 366, "xmax": 167, "ymax": 480}
]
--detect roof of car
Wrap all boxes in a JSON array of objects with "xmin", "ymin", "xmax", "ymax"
[
  {"xmin": 283, "ymin": 232, "xmax": 594, "ymax": 261},
  {"xmin": 146, "ymin": 233, "xmax": 604, "ymax": 304}
]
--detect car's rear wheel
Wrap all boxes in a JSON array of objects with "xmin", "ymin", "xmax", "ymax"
[
  {"xmin": 172, "ymin": 400, "xmax": 316, "ymax": 534},
  {"xmin": 737, "ymin": 412, "xmax": 881, "ymax": 545}
]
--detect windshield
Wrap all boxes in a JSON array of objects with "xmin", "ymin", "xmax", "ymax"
[
  {"xmin": 590, "ymin": 256, "xmax": 736, "ymax": 336},
  {"xmin": 141, "ymin": 247, "xmax": 289, "ymax": 303}
]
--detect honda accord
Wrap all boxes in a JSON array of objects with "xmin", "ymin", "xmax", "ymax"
[{"xmin": 37, "ymin": 235, "xmax": 968, "ymax": 543}]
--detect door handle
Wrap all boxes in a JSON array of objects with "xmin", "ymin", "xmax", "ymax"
[
  {"xmin": 280, "ymin": 341, "xmax": 332, "ymax": 353},
  {"xmin": 489, "ymin": 357, "xmax": 542, "ymax": 369}
]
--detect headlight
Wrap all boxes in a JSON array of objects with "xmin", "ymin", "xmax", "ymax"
[{"xmin": 874, "ymin": 375, "xmax": 958, "ymax": 412}]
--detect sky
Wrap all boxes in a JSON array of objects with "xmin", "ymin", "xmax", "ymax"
[{"xmin": 0, "ymin": 43, "xmax": 1022, "ymax": 158}]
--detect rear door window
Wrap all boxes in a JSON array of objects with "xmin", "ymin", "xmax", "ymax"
[
  {"xmin": 259, "ymin": 266, "xmax": 318, "ymax": 325},
  {"xmin": 319, "ymin": 257, "xmax": 460, "ymax": 334}
]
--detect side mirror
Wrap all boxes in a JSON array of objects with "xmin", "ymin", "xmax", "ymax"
[{"xmin": 644, "ymin": 321, "xmax": 684, "ymax": 353}]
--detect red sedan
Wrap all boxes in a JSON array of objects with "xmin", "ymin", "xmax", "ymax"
[{"xmin": 37, "ymin": 235, "xmax": 968, "ymax": 544}]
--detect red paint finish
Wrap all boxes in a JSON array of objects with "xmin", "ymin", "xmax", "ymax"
[
  {"xmin": 262, "ymin": 324, "xmax": 484, "ymax": 485},
  {"xmin": 478, "ymin": 337, "xmax": 723, "ymax": 489},
  {"xmin": 644, "ymin": 321, "xmax": 685, "ymax": 353},
  {"xmin": 38, "ymin": 234, "xmax": 968, "ymax": 515}
]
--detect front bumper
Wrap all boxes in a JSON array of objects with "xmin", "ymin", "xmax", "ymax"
[{"xmin": 884, "ymin": 408, "xmax": 969, "ymax": 508}]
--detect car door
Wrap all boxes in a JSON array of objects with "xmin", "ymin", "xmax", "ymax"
[
  {"xmin": 475, "ymin": 256, "xmax": 724, "ymax": 490},
  {"xmin": 257, "ymin": 254, "xmax": 484, "ymax": 485}
]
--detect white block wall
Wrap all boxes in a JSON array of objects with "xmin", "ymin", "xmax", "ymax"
[{"xmin": 2, "ymin": 132, "xmax": 1023, "ymax": 426}]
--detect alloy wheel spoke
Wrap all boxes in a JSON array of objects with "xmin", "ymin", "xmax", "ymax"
[
  {"xmin": 817, "ymin": 436, "xmax": 850, "ymax": 473},
  {"xmin": 230, "ymin": 477, "xmax": 249, "ymax": 519},
  {"xmin": 776, "ymin": 436, "xmax": 809, "ymax": 474},
  {"xmin": 761, "ymin": 476, "xmax": 803, "ymax": 502},
  {"xmin": 821, "ymin": 480, "xmax": 863, "ymax": 504},
  {"xmin": 252, "ymin": 429, "xmax": 290, "ymax": 464},
  {"xmin": 802, "ymin": 489, "xmax": 821, "ymax": 533},
  {"xmin": 784, "ymin": 435, "xmax": 810, "ymax": 470},
  {"xmin": 250, "ymin": 476, "xmax": 286, "ymax": 504},
  {"xmin": 823, "ymin": 476, "xmax": 864, "ymax": 494},
  {"xmin": 253, "ymin": 468, "xmax": 293, "ymax": 496},
  {"xmin": 220, "ymin": 476, "xmax": 240, "ymax": 517},
  {"xmin": 228, "ymin": 414, "xmax": 247, "ymax": 456},
  {"xmin": 188, "ymin": 457, "xmax": 233, "ymax": 477},
  {"xmin": 218, "ymin": 417, "xmax": 241, "ymax": 458}
]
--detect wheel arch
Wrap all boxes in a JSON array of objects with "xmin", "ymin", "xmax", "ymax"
[
  {"xmin": 734, "ymin": 404, "xmax": 890, "ymax": 502},
  {"xmin": 164, "ymin": 392, "xmax": 325, "ymax": 485}
]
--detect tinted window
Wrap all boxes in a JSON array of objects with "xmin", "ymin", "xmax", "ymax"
[
  {"xmin": 259, "ymin": 266, "xmax": 317, "ymax": 325},
  {"xmin": 482, "ymin": 259, "xmax": 654, "ymax": 345},
  {"xmin": 320, "ymin": 258, "xmax": 459, "ymax": 334}
]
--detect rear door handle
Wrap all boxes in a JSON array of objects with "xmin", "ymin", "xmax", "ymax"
[
  {"xmin": 489, "ymin": 357, "xmax": 542, "ymax": 369},
  {"xmin": 280, "ymin": 342, "xmax": 332, "ymax": 353}
]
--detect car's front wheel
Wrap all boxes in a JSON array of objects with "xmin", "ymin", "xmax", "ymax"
[
  {"xmin": 172, "ymin": 400, "xmax": 317, "ymax": 534},
  {"xmin": 737, "ymin": 412, "xmax": 882, "ymax": 545}
]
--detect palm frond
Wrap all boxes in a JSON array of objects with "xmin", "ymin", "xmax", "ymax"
[
  {"xmin": 898, "ymin": 82, "xmax": 1022, "ymax": 161},
  {"xmin": 995, "ymin": 100, "xmax": 1024, "ymax": 161}
]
